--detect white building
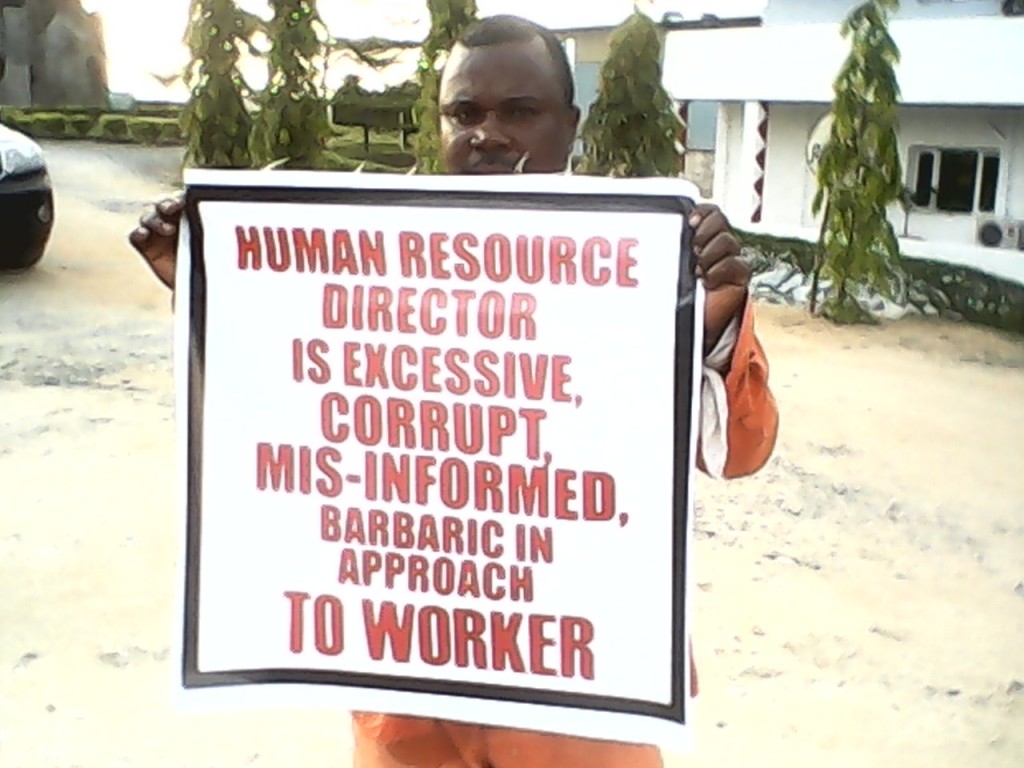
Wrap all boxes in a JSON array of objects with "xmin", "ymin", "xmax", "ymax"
[{"xmin": 662, "ymin": 0, "xmax": 1024, "ymax": 285}]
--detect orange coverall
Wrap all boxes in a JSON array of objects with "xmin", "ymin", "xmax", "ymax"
[{"xmin": 351, "ymin": 298, "xmax": 779, "ymax": 768}]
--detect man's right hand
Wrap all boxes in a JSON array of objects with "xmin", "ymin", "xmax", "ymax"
[{"xmin": 129, "ymin": 196, "xmax": 184, "ymax": 291}]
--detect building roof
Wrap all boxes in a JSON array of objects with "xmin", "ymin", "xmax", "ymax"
[
  {"xmin": 662, "ymin": 15, "xmax": 1024, "ymax": 106},
  {"xmin": 475, "ymin": 0, "xmax": 637, "ymax": 34},
  {"xmin": 486, "ymin": 0, "xmax": 767, "ymax": 36}
]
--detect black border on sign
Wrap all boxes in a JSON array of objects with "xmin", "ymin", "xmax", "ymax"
[{"xmin": 182, "ymin": 182, "xmax": 698, "ymax": 728}]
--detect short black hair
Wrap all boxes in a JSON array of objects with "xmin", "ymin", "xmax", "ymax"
[{"xmin": 453, "ymin": 14, "xmax": 576, "ymax": 107}]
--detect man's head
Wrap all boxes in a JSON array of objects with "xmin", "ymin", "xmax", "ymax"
[{"xmin": 439, "ymin": 14, "xmax": 581, "ymax": 174}]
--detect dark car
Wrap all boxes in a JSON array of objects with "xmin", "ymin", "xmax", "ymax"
[{"xmin": 0, "ymin": 123, "xmax": 54, "ymax": 272}]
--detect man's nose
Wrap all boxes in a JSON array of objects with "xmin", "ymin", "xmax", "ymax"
[{"xmin": 471, "ymin": 112, "xmax": 512, "ymax": 150}]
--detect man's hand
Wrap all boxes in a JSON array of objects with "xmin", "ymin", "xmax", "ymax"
[
  {"xmin": 129, "ymin": 196, "xmax": 184, "ymax": 291},
  {"xmin": 688, "ymin": 203, "xmax": 750, "ymax": 354}
]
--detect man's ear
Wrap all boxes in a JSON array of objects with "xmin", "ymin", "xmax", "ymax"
[{"xmin": 565, "ymin": 105, "xmax": 581, "ymax": 153}]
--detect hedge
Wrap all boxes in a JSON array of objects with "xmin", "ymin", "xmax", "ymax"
[
  {"xmin": 134, "ymin": 103, "xmax": 185, "ymax": 121},
  {"xmin": 0, "ymin": 108, "xmax": 185, "ymax": 146},
  {"xmin": 96, "ymin": 114, "xmax": 130, "ymax": 142},
  {"xmin": 736, "ymin": 229, "xmax": 1024, "ymax": 336},
  {"xmin": 66, "ymin": 114, "xmax": 94, "ymax": 138}
]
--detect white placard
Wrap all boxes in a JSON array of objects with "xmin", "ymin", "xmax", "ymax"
[{"xmin": 173, "ymin": 170, "xmax": 703, "ymax": 750}]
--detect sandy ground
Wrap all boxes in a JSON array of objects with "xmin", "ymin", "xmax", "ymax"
[{"xmin": 1, "ymin": 141, "xmax": 1023, "ymax": 768}]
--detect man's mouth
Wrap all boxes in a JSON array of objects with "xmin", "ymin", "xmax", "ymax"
[{"xmin": 467, "ymin": 152, "xmax": 529, "ymax": 174}]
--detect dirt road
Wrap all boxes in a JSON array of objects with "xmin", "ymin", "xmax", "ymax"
[{"xmin": 1, "ymin": 141, "xmax": 1022, "ymax": 768}]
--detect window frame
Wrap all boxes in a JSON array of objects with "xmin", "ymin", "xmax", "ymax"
[{"xmin": 906, "ymin": 145, "xmax": 1002, "ymax": 216}]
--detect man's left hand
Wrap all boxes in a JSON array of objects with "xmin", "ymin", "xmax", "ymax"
[{"xmin": 688, "ymin": 203, "xmax": 750, "ymax": 354}]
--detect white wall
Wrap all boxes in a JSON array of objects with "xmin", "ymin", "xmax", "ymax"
[
  {"xmin": 763, "ymin": 0, "xmax": 1008, "ymax": 25},
  {"xmin": 895, "ymin": 107, "xmax": 1023, "ymax": 243},
  {"xmin": 1011, "ymin": 107, "xmax": 1024, "ymax": 218},
  {"xmin": 711, "ymin": 102, "xmax": 825, "ymax": 226},
  {"xmin": 662, "ymin": 17, "xmax": 1024, "ymax": 107},
  {"xmin": 712, "ymin": 102, "xmax": 1024, "ymax": 284},
  {"xmin": 759, "ymin": 105, "xmax": 1024, "ymax": 231}
]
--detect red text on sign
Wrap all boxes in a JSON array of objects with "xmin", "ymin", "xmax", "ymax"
[
  {"xmin": 364, "ymin": 452, "xmax": 617, "ymax": 520},
  {"xmin": 257, "ymin": 444, "xmax": 343, "ymax": 497},
  {"xmin": 237, "ymin": 227, "xmax": 386, "ymax": 276},
  {"xmin": 397, "ymin": 231, "xmax": 639, "ymax": 288},
  {"xmin": 284, "ymin": 591, "xmax": 344, "ymax": 656},
  {"xmin": 321, "ymin": 394, "xmax": 545, "ymax": 458},
  {"xmin": 323, "ymin": 285, "xmax": 538, "ymax": 341},
  {"xmin": 338, "ymin": 549, "xmax": 534, "ymax": 602},
  {"xmin": 291, "ymin": 340, "xmax": 574, "ymax": 404},
  {"xmin": 363, "ymin": 600, "xmax": 595, "ymax": 679},
  {"xmin": 321, "ymin": 506, "xmax": 504, "ymax": 558}
]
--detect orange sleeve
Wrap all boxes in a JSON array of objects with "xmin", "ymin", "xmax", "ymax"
[
  {"xmin": 350, "ymin": 712, "xmax": 439, "ymax": 743},
  {"xmin": 719, "ymin": 298, "xmax": 778, "ymax": 479},
  {"xmin": 351, "ymin": 713, "xmax": 469, "ymax": 767}
]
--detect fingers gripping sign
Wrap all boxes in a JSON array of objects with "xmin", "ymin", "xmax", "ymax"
[
  {"xmin": 129, "ymin": 196, "xmax": 185, "ymax": 291},
  {"xmin": 686, "ymin": 203, "xmax": 751, "ymax": 354}
]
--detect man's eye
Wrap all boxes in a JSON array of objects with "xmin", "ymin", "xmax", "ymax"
[
  {"xmin": 449, "ymin": 108, "xmax": 482, "ymax": 125},
  {"xmin": 507, "ymin": 106, "xmax": 538, "ymax": 120}
]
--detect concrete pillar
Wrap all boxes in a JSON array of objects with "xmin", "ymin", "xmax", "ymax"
[
  {"xmin": 738, "ymin": 100, "xmax": 770, "ymax": 225},
  {"xmin": 753, "ymin": 102, "xmax": 770, "ymax": 223},
  {"xmin": 0, "ymin": 63, "xmax": 30, "ymax": 105},
  {"xmin": 678, "ymin": 100, "xmax": 689, "ymax": 177},
  {"xmin": 712, "ymin": 102, "xmax": 731, "ymax": 206},
  {"xmin": 1, "ymin": 6, "xmax": 29, "ymax": 64},
  {"xmin": 0, "ymin": 6, "xmax": 32, "ymax": 105}
]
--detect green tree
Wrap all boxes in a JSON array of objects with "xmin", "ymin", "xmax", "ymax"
[
  {"xmin": 413, "ymin": 0, "xmax": 478, "ymax": 174},
  {"xmin": 250, "ymin": 0, "xmax": 331, "ymax": 169},
  {"xmin": 181, "ymin": 0, "xmax": 260, "ymax": 168},
  {"xmin": 810, "ymin": 0, "xmax": 904, "ymax": 322},
  {"xmin": 578, "ymin": 12, "xmax": 680, "ymax": 177}
]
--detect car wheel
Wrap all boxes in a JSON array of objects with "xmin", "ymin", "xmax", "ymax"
[{"xmin": 0, "ymin": 189, "xmax": 55, "ymax": 273}]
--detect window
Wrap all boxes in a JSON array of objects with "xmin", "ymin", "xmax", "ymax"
[
  {"xmin": 908, "ymin": 147, "xmax": 1000, "ymax": 214},
  {"xmin": 683, "ymin": 101, "xmax": 718, "ymax": 151},
  {"xmin": 979, "ymin": 155, "xmax": 1000, "ymax": 212}
]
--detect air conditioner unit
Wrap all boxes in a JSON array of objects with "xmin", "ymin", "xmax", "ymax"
[{"xmin": 976, "ymin": 218, "xmax": 1024, "ymax": 250}]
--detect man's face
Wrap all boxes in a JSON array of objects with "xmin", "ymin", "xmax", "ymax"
[{"xmin": 439, "ymin": 37, "xmax": 581, "ymax": 174}]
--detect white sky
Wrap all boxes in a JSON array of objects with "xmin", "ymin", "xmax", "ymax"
[{"xmin": 79, "ymin": 0, "xmax": 767, "ymax": 101}]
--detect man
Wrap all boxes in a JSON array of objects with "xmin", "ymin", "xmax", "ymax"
[{"xmin": 130, "ymin": 14, "xmax": 778, "ymax": 768}]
